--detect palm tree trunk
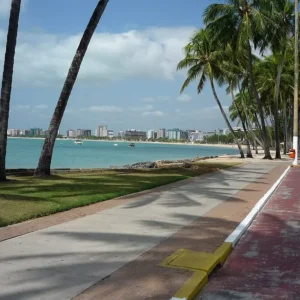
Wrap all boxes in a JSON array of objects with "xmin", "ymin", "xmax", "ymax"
[
  {"xmin": 237, "ymin": 82, "xmax": 263, "ymax": 148},
  {"xmin": 283, "ymin": 99, "xmax": 288, "ymax": 155},
  {"xmin": 34, "ymin": 0, "xmax": 109, "ymax": 176},
  {"xmin": 231, "ymin": 90, "xmax": 253, "ymax": 158},
  {"xmin": 273, "ymin": 46, "xmax": 286, "ymax": 159},
  {"xmin": 210, "ymin": 78, "xmax": 245, "ymax": 158},
  {"xmin": 267, "ymin": 107, "xmax": 275, "ymax": 149},
  {"xmin": 253, "ymin": 135, "xmax": 259, "ymax": 154},
  {"xmin": 247, "ymin": 41, "xmax": 272, "ymax": 159},
  {"xmin": 0, "ymin": 0, "xmax": 21, "ymax": 181}
]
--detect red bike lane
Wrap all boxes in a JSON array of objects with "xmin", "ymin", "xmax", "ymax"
[{"xmin": 198, "ymin": 167, "xmax": 300, "ymax": 300}]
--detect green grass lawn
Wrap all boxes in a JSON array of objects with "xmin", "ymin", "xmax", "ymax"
[{"xmin": 0, "ymin": 162, "xmax": 238, "ymax": 227}]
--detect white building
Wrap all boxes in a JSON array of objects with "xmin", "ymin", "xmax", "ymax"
[
  {"xmin": 189, "ymin": 130, "xmax": 204, "ymax": 142},
  {"xmin": 108, "ymin": 130, "xmax": 114, "ymax": 139},
  {"xmin": 7, "ymin": 129, "xmax": 20, "ymax": 136},
  {"xmin": 223, "ymin": 127, "xmax": 244, "ymax": 135},
  {"xmin": 157, "ymin": 129, "xmax": 166, "ymax": 139},
  {"xmin": 67, "ymin": 130, "xmax": 76, "ymax": 138},
  {"xmin": 147, "ymin": 129, "xmax": 155, "ymax": 140},
  {"xmin": 96, "ymin": 125, "xmax": 108, "ymax": 137}
]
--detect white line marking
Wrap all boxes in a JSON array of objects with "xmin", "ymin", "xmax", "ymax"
[{"xmin": 225, "ymin": 166, "xmax": 291, "ymax": 246}]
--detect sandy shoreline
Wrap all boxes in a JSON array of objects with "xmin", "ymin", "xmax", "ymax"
[{"xmin": 8, "ymin": 137, "xmax": 241, "ymax": 149}]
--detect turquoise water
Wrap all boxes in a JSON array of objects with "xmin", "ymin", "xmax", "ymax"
[{"xmin": 6, "ymin": 138, "xmax": 238, "ymax": 169}]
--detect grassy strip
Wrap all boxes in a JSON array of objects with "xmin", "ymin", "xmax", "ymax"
[{"xmin": 0, "ymin": 162, "xmax": 238, "ymax": 227}]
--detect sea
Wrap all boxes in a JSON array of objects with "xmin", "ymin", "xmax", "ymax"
[{"xmin": 6, "ymin": 138, "xmax": 239, "ymax": 169}]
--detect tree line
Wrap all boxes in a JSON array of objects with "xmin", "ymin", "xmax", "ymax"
[
  {"xmin": 178, "ymin": 0, "xmax": 299, "ymax": 160},
  {"xmin": 0, "ymin": 0, "xmax": 299, "ymax": 181}
]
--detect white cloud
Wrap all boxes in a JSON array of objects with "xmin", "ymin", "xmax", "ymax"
[
  {"xmin": 129, "ymin": 104, "xmax": 153, "ymax": 112},
  {"xmin": 141, "ymin": 97, "xmax": 155, "ymax": 103},
  {"xmin": 34, "ymin": 104, "xmax": 48, "ymax": 110},
  {"xmin": 142, "ymin": 111, "xmax": 164, "ymax": 117},
  {"xmin": 176, "ymin": 108, "xmax": 180, "ymax": 113},
  {"xmin": 14, "ymin": 104, "xmax": 30, "ymax": 110},
  {"xmin": 87, "ymin": 106, "xmax": 123, "ymax": 113},
  {"xmin": 177, "ymin": 94, "xmax": 192, "ymax": 103},
  {"xmin": 0, "ymin": 26, "xmax": 195, "ymax": 86},
  {"xmin": 157, "ymin": 96, "xmax": 171, "ymax": 102},
  {"xmin": 0, "ymin": 0, "xmax": 28, "ymax": 18}
]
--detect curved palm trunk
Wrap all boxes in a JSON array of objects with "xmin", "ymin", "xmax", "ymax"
[
  {"xmin": 247, "ymin": 41, "xmax": 272, "ymax": 159},
  {"xmin": 210, "ymin": 78, "xmax": 245, "ymax": 158},
  {"xmin": 0, "ymin": 0, "xmax": 21, "ymax": 181},
  {"xmin": 35, "ymin": 0, "xmax": 109, "ymax": 176},
  {"xmin": 231, "ymin": 90, "xmax": 253, "ymax": 158},
  {"xmin": 273, "ymin": 46, "xmax": 286, "ymax": 159},
  {"xmin": 237, "ymin": 82, "xmax": 263, "ymax": 148}
]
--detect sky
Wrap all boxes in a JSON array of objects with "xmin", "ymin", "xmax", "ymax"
[{"xmin": 0, "ymin": 0, "xmax": 232, "ymax": 134}]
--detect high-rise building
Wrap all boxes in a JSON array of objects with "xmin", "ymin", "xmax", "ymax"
[
  {"xmin": 83, "ymin": 130, "xmax": 91, "ymax": 137},
  {"xmin": 157, "ymin": 129, "xmax": 166, "ymax": 139},
  {"xmin": 40, "ymin": 130, "xmax": 49, "ymax": 136},
  {"xmin": 124, "ymin": 129, "xmax": 146, "ymax": 139},
  {"xmin": 7, "ymin": 129, "xmax": 20, "ymax": 136},
  {"xmin": 30, "ymin": 128, "xmax": 42, "ymax": 136},
  {"xmin": 76, "ymin": 129, "xmax": 85, "ymax": 137},
  {"xmin": 147, "ymin": 129, "xmax": 155, "ymax": 140},
  {"xmin": 67, "ymin": 129, "xmax": 76, "ymax": 138},
  {"xmin": 167, "ymin": 129, "xmax": 188, "ymax": 141},
  {"xmin": 118, "ymin": 131, "xmax": 125, "ymax": 138},
  {"xmin": 96, "ymin": 125, "xmax": 108, "ymax": 137},
  {"xmin": 108, "ymin": 130, "xmax": 114, "ymax": 139}
]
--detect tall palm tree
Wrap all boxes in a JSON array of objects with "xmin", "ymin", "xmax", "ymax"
[
  {"xmin": 204, "ymin": 0, "xmax": 276, "ymax": 159},
  {"xmin": 256, "ymin": 51, "xmax": 294, "ymax": 157},
  {"xmin": 177, "ymin": 29, "xmax": 245, "ymax": 158},
  {"xmin": 35, "ymin": 0, "xmax": 109, "ymax": 176},
  {"xmin": 230, "ymin": 89, "xmax": 253, "ymax": 157},
  {"xmin": 264, "ymin": 0, "xmax": 294, "ymax": 159},
  {"xmin": 0, "ymin": 0, "xmax": 22, "ymax": 181}
]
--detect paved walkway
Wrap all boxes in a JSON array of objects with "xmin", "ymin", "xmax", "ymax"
[
  {"xmin": 198, "ymin": 166, "xmax": 300, "ymax": 300},
  {"xmin": 0, "ymin": 162, "xmax": 286, "ymax": 300}
]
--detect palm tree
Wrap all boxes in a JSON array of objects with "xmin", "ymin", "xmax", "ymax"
[
  {"xmin": 203, "ymin": 0, "xmax": 276, "ymax": 159},
  {"xmin": 35, "ymin": 0, "xmax": 109, "ymax": 176},
  {"xmin": 255, "ymin": 50, "xmax": 294, "ymax": 157},
  {"xmin": 0, "ymin": 0, "xmax": 22, "ymax": 181},
  {"xmin": 177, "ymin": 29, "xmax": 245, "ymax": 158},
  {"xmin": 264, "ymin": 0, "xmax": 294, "ymax": 159}
]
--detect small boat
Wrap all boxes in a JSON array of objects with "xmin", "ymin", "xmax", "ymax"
[
  {"xmin": 74, "ymin": 139, "xmax": 83, "ymax": 145},
  {"xmin": 129, "ymin": 143, "xmax": 135, "ymax": 147},
  {"xmin": 114, "ymin": 143, "xmax": 118, "ymax": 146}
]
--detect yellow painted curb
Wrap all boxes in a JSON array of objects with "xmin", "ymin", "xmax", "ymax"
[
  {"xmin": 161, "ymin": 243, "xmax": 233, "ymax": 300},
  {"xmin": 160, "ymin": 248, "xmax": 186, "ymax": 267},
  {"xmin": 214, "ymin": 242, "xmax": 232, "ymax": 265},
  {"xmin": 169, "ymin": 250, "xmax": 219, "ymax": 274},
  {"xmin": 174, "ymin": 271, "xmax": 208, "ymax": 300}
]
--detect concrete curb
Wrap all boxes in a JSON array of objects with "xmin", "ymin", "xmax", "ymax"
[
  {"xmin": 167, "ymin": 165, "xmax": 291, "ymax": 300},
  {"xmin": 225, "ymin": 165, "xmax": 290, "ymax": 246}
]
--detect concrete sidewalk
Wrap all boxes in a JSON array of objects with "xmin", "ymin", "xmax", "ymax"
[
  {"xmin": 0, "ymin": 162, "xmax": 286, "ymax": 300},
  {"xmin": 198, "ymin": 166, "xmax": 300, "ymax": 300}
]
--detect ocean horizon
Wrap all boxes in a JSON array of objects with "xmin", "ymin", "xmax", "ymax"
[{"xmin": 7, "ymin": 138, "xmax": 239, "ymax": 169}]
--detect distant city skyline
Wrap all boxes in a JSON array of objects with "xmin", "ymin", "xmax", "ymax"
[{"xmin": 8, "ymin": 124, "xmax": 244, "ymax": 142}]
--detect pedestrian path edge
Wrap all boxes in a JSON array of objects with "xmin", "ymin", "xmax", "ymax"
[{"xmin": 164, "ymin": 165, "xmax": 291, "ymax": 300}]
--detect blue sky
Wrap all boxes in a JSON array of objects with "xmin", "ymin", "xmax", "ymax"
[{"xmin": 0, "ymin": 0, "xmax": 232, "ymax": 134}]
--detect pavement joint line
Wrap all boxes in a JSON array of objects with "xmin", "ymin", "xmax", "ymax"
[{"xmin": 165, "ymin": 165, "xmax": 291, "ymax": 300}]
